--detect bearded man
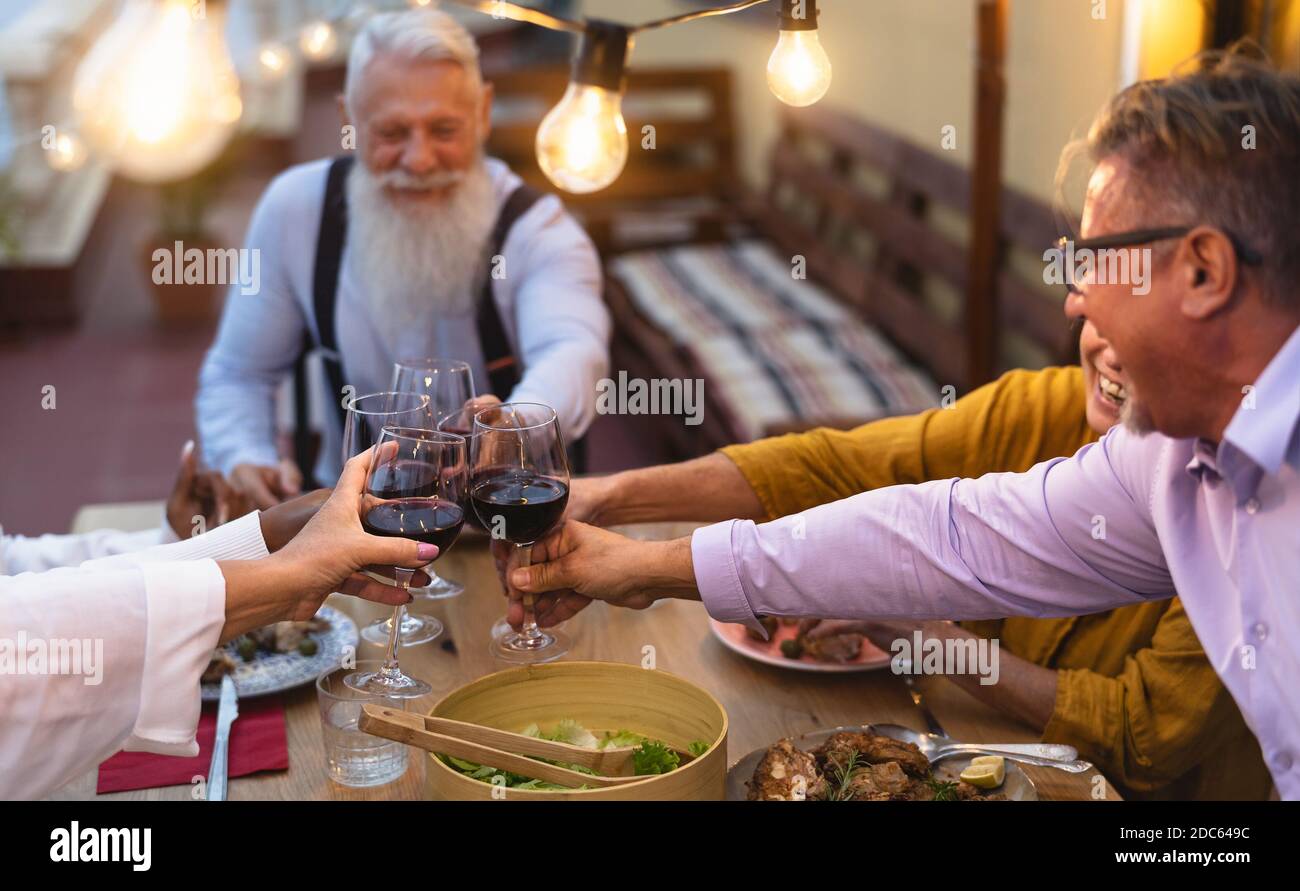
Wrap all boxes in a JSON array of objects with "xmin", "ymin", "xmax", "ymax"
[{"xmin": 197, "ymin": 8, "xmax": 609, "ymax": 506}]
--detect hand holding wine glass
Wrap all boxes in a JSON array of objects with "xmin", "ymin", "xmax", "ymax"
[
  {"xmin": 391, "ymin": 359, "xmax": 479, "ymax": 601},
  {"xmin": 221, "ymin": 448, "xmax": 438, "ymax": 641},
  {"xmin": 470, "ymin": 402, "xmax": 572, "ymax": 663},
  {"xmin": 344, "ymin": 427, "xmax": 468, "ymax": 697},
  {"xmin": 343, "ymin": 391, "xmax": 443, "ymax": 647}
]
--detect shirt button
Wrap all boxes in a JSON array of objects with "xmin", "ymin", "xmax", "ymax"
[
  {"xmin": 1245, "ymin": 497, "xmax": 1261, "ymax": 514},
  {"xmin": 1254, "ymin": 622, "xmax": 1269, "ymax": 641},
  {"xmin": 1278, "ymin": 753, "xmax": 1295, "ymax": 772}
]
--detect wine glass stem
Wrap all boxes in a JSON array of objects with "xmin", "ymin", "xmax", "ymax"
[
  {"xmin": 382, "ymin": 569, "xmax": 414, "ymax": 679},
  {"xmin": 517, "ymin": 544, "xmax": 543, "ymax": 642}
]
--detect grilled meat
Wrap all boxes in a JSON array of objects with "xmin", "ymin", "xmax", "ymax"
[
  {"xmin": 747, "ymin": 738, "xmax": 828, "ymax": 801},
  {"xmin": 812, "ymin": 731, "xmax": 931, "ymax": 778}
]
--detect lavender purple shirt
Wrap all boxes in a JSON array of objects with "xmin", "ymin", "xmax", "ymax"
[{"xmin": 693, "ymin": 324, "xmax": 1300, "ymax": 798}]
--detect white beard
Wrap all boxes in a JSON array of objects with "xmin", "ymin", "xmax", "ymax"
[{"xmin": 346, "ymin": 159, "xmax": 497, "ymax": 351}]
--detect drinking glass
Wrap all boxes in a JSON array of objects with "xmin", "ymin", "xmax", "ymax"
[
  {"xmin": 345, "ymin": 426, "xmax": 468, "ymax": 697},
  {"xmin": 317, "ymin": 661, "xmax": 410, "ymax": 787},
  {"xmin": 342, "ymin": 391, "xmax": 441, "ymax": 648},
  {"xmin": 391, "ymin": 358, "xmax": 476, "ymax": 601},
  {"xmin": 470, "ymin": 402, "xmax": 571, "ymax": 664}
]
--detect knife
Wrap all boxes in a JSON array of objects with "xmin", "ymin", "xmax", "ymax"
[
  {"xmin": 207, "ymin": 674, "xmax": 239, "ymax": 801},
  {"xmin": 900, "ymin": 671, "xmax": 948, "ymax": 738}
]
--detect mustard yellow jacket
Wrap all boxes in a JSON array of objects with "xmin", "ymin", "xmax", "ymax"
[{"xmin": 721, "ymin": 366, "xmax": 1271, "ymax": 800}]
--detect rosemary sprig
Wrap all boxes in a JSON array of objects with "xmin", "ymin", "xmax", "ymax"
[
  {"xmin": 926, "ymin": 776, "xmax": 959, "ymax": 801},
  {"xmin": 824, "ymin": 751, "xmax": 864, "ymax": 802}
]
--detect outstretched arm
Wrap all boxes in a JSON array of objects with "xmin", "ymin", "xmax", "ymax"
[{"xmin": 511, "ymin": 426, "xmax": 1175, "ymax": 630}]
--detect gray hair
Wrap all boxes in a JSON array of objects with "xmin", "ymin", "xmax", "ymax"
[
  {"xmin": 1059, "ymin": 45, "xmax": 1300, "ymax": 308},
  {"xmin": 345, "ymin": 7, "xmax": 483, "ymax": 115}
]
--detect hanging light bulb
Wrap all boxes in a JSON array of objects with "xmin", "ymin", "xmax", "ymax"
[
  {"xmin": 46, "ymin": 131, "xmax": 89, "ymax": 173},
  {"xmin": 257, "ymin": 41, "xmax": 292, "ymax": 81},
  {"xmin": 299, "ymin": 19, "xmax": 338, "ymax": 61},
  {"xmin": 767, "ymin": 0, "xmax": 832, "ymax": 107},
  {"xmin": 536, "ymin": 21, "xmax": 631, "ymax": 194},
  {"xmin": 72, "ymin": 0, "xmax": 242, "ymax": 183}
]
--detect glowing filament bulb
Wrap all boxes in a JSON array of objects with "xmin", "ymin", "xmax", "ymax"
[
  {"xmin": 535, "ymin": 83, "xmax": 628, "ymax": 194},
  {"xmin": 767, "ymin": 29, "xmax": 833, "ymax": 107},
  {"xmin": 72, "ymin": 0, "xmax": 243, "ymax": 183}
]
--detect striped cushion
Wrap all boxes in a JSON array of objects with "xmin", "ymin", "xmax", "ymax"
[
  {"xmin": 610, "ymin": 240, "xmax": 938, "ymax": 440},
  {"xmin": 609, "ymin": 241, "xmax": 851, "ymax": 343}
]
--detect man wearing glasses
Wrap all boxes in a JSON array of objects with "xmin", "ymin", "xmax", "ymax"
[{"xmin": 509, "ymin": 53, "xmax": 1300, "ymax": 798}]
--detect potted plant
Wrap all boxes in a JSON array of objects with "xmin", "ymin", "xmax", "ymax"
[{"xmin": 140, "ymin": 156, "xmax": 232, "ymax": 328}]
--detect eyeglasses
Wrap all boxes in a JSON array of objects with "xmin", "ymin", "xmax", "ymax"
[{"xmin": 1054, "ymin": 226, "xmax": 1263, "ymax": 296}]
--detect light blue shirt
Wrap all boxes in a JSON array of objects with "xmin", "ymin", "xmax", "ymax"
[
  {"xmin": 695, "ymin": 323, "xmax": 1300, "ymax": 797},
  {"xmin": 196, "ymin": 157, "xmax": 609, "ymax": 483}
]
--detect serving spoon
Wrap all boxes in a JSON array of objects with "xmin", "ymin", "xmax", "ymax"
[{"xmin": 869, "ymin": 723, "xmax": 1094, "ymax": 773}]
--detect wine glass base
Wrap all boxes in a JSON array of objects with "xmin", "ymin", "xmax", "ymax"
[
  {"xmin": 489, "ymin": 627, "xmax": 570, "ymax": 664},
  {"xmin": 361, "ymin": 614, "xmax": 443, "ymax": 648},
  {"xmin": 343, "ymin": 669, "xmax": 432, "ymax": 699},
  {"xmin": 489, "ymin": 616, "xmax": 512, "ymax": 641}
]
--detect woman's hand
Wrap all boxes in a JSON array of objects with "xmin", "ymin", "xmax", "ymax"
[
  {"xmin": 217, "ymin": 449, "xmax": 436, "ymax": 640},
  {"xmin": 502, "ymin": 521, "xmax": 698, "ymax": 628}
]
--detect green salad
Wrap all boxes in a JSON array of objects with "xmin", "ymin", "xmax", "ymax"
[{"xmin": 441, "ymin": 719, "xmax": 712, "ymax": 790}]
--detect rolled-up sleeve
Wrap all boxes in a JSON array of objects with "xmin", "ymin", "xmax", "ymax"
[
  {"xmin": 693, "ymin": 427, "xmax": 1175, "ymax": 635},
  {"xmin": 504, "ymin": 197, "xmax": 609, "ymax": 442}
]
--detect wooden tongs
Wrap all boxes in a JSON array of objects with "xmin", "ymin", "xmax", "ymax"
[{"xmin": 358, "ymin": 705, "xmax": 694, "ymax": 789}]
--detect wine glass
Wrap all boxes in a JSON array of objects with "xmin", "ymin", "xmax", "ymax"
[
  {"xmin": 342, "ymin": 391, "xmax": 441, "ymax": 648},
  {"xmin": 391, "ymin": 358, "xmax": 476, "ymax": 601},
  {"xmin": 470, "ymin": 402, "xmax": 571, "ymax": 664},
  {"xmin": 345, "ymin": 427, "xmax": 468, "ymax": 698}
]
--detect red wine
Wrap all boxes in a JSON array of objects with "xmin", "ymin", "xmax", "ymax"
[
  {"xmin": 470, "ymin": 473, "xmax": 568, "ymax": 544},
  {"xmin": 370, "ymin": 458, "xmax": 439, "ymax": 500},
  {"xmin": 363, "ymin": 498, "xmax": 464, "ymax": 555}
]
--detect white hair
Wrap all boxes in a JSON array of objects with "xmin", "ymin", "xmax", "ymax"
[{"xmin": 345, "ymin": 7, "xmax": 483, "ymax": 115}]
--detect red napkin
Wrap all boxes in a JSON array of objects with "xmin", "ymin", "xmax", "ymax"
[{"xmin": 97, "ymin": 695, "xmax": 289, "ymax": 794}]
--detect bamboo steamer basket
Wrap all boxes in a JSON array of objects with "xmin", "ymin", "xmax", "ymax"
[{"xmin": 424, "ymin": 661, "xmax": 728, "ymax": 800}]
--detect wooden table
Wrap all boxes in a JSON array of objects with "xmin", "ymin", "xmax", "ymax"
[{"xmin": 55, "ymin": 508, "xmax": 1117, "ymax": 801}]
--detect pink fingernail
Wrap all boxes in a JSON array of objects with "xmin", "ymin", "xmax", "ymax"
[{"xmin": 417, "ymin": 543, "xmax": 439, "ymax": 560}]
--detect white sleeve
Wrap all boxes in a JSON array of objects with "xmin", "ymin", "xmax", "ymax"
[
  {"xmin": 504, "ymin": 196, "xmax": 610, "ymax": 442},
  {"xmin": 1, "ymin": 523, "xmax": 169, "ymax": 575},
  {"xmin": 0, "ymin": 514, "xmax": 269, "ymax": 799}
]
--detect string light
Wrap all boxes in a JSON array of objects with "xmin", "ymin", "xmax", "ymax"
[
  {"xmin": 71, "ymin": 0, "xmax": 242, "ymax": 183},
  {"xmin": 39, "ymin": 0, "xmax": 833, "ymax": 191},
  {"xmin": 767, "ymin": 0, "xmax": 832, "ymax": 107},
  {"xmin": 536, "ymin": 22, "xmax": 630, "ymax": 194},
  {"xmin": 299, "ymin": 20, "xmax": 339, "ymax": 61},
  {"xmin": 257, "ymin": 42, "xmax": 293, "ymax": 80},
  {"xmin": 46, "ymin": 131, "xmax": 88, "ymax": 173},
  {"xmin": 445, "ymin": 0, "xmax": 834, "ymax": 192}
]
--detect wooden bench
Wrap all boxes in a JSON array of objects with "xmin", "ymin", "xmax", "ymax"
[{"xmin": 602, "ymin": 103, "xmax": 1075, "ymax": 454}]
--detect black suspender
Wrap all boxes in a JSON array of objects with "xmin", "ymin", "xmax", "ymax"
[
  {"xmin": 480, "ymin": 183, "xmax": 543, "ymax": 397},
  {"xmin": 292, "ymin": 156, "xmax": 545, "ymax": 480}
]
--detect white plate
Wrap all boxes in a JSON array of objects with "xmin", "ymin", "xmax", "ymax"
[
  {"xmin": 200, "ymin": 606, "xmax": 358, "ymax": 701},
  {"xmin": 709, "ymin": 618, "xmax": 892, "ymax": 673}
]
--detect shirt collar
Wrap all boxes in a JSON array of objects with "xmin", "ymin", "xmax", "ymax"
[{"xmin": 1222, "ymin": 323, "xmax": 1300, "ymax": 476}]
